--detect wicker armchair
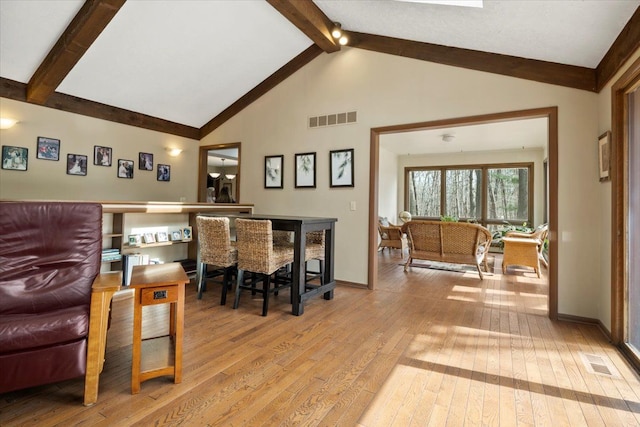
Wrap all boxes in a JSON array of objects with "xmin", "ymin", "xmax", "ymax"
[
  {"xmin": 504, "ymin": 223, "xmax": 548, "ymax": 268},
  {"xmin": 233, "ymin": 219, "xmax": 294, "ymax": 316},
  {"xmin": 378, "ymin": 217, "xmax": 408, "ymax": 257},
  {"xmin": 196, "ymin": 216, "xmax": 237, "ymax": 305}
]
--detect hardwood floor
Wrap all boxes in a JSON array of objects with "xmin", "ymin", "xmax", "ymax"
[{"xmin": 2, "ymin": 252, "xmax": 639, "ymax": 426}]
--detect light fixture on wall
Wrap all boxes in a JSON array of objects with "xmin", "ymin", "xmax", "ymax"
[
  {"xmin": 0, "ymin": 117, "xmax": 18, "ymax": 129},
  {"xmin": 209, "ymin": 172, "xmax": 220, "ymax": 179},
  {"xmin": 441, "ymin": 134, "xmax": 455, "ymax": 143},
  {"xmin": 331, "ymin": 22, "xmax": 348, "ymax": 46},
  {"xmin": 166, "ymin": 147, "xmax": 182, "ymax": 157}
]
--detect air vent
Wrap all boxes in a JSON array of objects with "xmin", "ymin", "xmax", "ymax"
[
  {"xmin": 579, "ymin": 352, "xmax": 620, "ymax": 378},
  {"xmin": 308, "ymin": 111, "xmax": 357, "ymax": 129}
]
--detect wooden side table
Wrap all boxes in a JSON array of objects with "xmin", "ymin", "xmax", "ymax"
[
  {"xmin": 129, "ymin": 263, "xmax": 189, "ymax": 394},
  {"xmin": 502, "ymin": 237, "xmax": 542, "ymax": 278}
]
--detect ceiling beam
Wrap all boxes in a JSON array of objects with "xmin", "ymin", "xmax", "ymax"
[
  {"xmin": 2, "ymin": 78, "xmax": 200, "ymax": 140},
  {"xmin": 26, "ymin": 0, "xmax": 126, "ymax": 105},
  {"xmin": 348, "ymin": 31, "xmax": 597, "ymax": 92},
  {"xmin": 200, "ymin": 44, "xmax": 323, "ymax": 138},
  {"xmin": 596, "ymin": 6, "xmax": 640, "ymax": 92},
  {"xmin": 267, "ymin": 0, "xmax": 339, "ymax": 53}
]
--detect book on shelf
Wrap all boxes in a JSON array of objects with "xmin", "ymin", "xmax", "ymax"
[
  {"xmin": 101, "ymin": 248, "xmax": 121, "ymax": 262},
  {"xmin": 122, "ymin": 253, "xmax": 151, "ymax": 286}
]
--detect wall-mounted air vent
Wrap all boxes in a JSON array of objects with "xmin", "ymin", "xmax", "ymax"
[{"xmin": 308, "ymin": 111, "xmax": 357, "ymax": 129}]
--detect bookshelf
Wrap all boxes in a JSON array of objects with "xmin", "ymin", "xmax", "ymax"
[{"xmin": 100, "ymin": 202, "xmax": 254, "ymax": 283}]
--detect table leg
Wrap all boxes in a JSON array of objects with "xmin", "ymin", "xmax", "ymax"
[
  {"xmin": 174, "ymin": 284, "xmax": 184, "ymax": 384},
  {"xmin": 292, "ymin": 224, "xmax": 305, "ymax": 316},
  {"xmin": 131, "ymin": 289, "xmax": 143, "ymax": 394}
]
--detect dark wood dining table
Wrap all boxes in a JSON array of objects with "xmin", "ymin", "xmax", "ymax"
[{"xmin": 197, "ymin": 213, "xmax": 337, "ymax": 315}]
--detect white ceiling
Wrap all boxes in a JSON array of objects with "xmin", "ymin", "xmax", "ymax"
[
  {"xmin": 381, "ymin": 117, "xmax": 547, "ymax": 155},
  {"xmin": 1, "ymin": 0, "xmax": 638, "ymax": 129}
]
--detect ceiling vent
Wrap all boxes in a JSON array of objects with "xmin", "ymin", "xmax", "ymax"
[{"xmin": 308, "ymin": 111, "xmax": 357, "ymax": 129}]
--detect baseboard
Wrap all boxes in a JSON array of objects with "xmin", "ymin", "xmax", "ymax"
[
  {"xmin": 336, "ymin": 280, "xmax": 368, "ymax": 289},
  {"xmin": 557, "ymin": 312, "xmax": 612, "ymax": 341}
]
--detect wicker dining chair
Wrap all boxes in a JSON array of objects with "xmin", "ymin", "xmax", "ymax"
[
  {"xmin": 233, "ymin": 219, "xmax": 295, "ymax": 316},
  {"xmin": 272, "ymin": 230, "xmax": 325, "ymax": 287},
  {"xmin": 196, "ymin": 216, "xmax": 237, "ymax": 305}
]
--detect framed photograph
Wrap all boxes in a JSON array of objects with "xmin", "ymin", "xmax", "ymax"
[
  {"xmin": 36, "ymin": 137, "xmax": 60, "ymax": 161},
  {"xmin": 171, "ymin": 230, "xmax": 182, "ymax": 241},
  {"xmin": 139, "ymin": 152, "xmax": 153, "ymax": 171},
  {"xmin": 295, "ymin": 152, "xmax": 316, "ymax": 188},
  {"xmin": 118, "ymin": 159, "xmax": 134, "ymax": 179},
  {"xmin": 1, "ymin": 145, "xmax": 28, "ymax": 171},
  {"xmin": 143, "ymin": 232, "xmax": 156, "ymax": 244},
  {"xmin": 265, "ymin": 155, "xmax": 283, "ymax": 189},
  {"xmin": 66, "ymin": 154, "xmax": 87, "ymax": 176},
  {"xmin": 330, "ymin": 148, "xmax": 354, "ymax": 188},
  {"xmin": 128, "ymin": 234, "xmax": 142, "ymax": 246},
  {"xmin": 156, "ymin": 231, "xmax": 169, "ymax": 242},
  {"xmin": 181, "ymin": 226, "xmax": 193, "ymax": 242},
  {"xmin": 94, "ymin": 145, "xmax": 112, "ymax": 166},
  {"xmin": 598, "ymin": 131, "xmax": 611, "ymax": 182},
  {"xmin": 157, "ymin": 164, "xmax": 170, "ymax": 181}
]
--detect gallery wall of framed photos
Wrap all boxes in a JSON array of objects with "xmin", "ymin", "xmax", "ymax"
[{"xmin": 0, "ymin": 98, "xmax": 197, "ymax": 202}]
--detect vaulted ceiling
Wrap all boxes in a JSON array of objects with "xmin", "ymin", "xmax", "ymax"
[{"xmin": 1, "ymin": 0, "xmax": 639, "ymax": 141}]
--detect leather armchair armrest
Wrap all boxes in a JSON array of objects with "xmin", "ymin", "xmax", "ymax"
[{"xmin": 84, "ymin": 271, "xmax": 122, "ymax": 406}]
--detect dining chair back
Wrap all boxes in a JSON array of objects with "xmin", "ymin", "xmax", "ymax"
[
  {"xmin": 196, "ymin": 216, "xmax": 237, "ymax": 305},
  {"xmin": 233, "ymin": 219, "xmax": 294, "ymax": 316}
]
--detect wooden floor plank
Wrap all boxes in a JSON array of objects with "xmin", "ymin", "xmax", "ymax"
[{"xmin": 1, "ymin": 252, "xmax": 639, "ymax": 426}]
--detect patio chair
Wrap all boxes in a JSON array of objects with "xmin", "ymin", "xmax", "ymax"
[{"xmin": 378, "ymin": 216, "xmax": 408, "ymax": 257}]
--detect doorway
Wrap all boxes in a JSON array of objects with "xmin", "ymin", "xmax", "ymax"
[
  {"xmin": 368, "ymin": 107, "xmax": 558, "ymax": 319},
  {"xmin": 198, "ymin": 142, "xmax": 241, "ymax": 203}
]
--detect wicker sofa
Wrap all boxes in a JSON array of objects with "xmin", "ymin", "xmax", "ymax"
[{"xmin": 401, "ymin": 220, "xmax": 492, "ymax": 279}]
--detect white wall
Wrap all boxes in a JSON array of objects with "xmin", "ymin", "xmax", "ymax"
[
  {"xmin": 378, "ymin": 145, "xmax": 399, "ymax": 222},
  {"xmin": 396, "ymin": 148, "xmax": 546, "ymax": 227},
  {"xmin": 0, "ymin": 98, "xmax": 199, "ymax": 202},
  {"xmin": 202, "ymin": 47, "xmax": 603, "ymax": 319}
]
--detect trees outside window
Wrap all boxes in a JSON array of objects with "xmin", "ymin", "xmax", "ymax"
[{"xmin": 406, "ymin": 163, "xmax": 532, "ymax": 227}]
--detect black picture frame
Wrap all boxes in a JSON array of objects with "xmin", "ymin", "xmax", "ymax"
[
  {"xmin": 66, "ymin": 154, "xmax": 88, "ymax": 176},
  {"xmin": 330, "ymin": 148, "xmax": 354, "ymax": 188},
  {"xmin": 117, "ymin": 159, "xmax": 134, "ymax": 179},
  {"xmin": 157, "ymin": 164, "xmax": 170, "ymax": 181},
  {"xmin": 265, "ymin": 155, "xmax": 284, "ymax": 189},
  {"xmin": 94, "ymin": 145, "xmax": 112, "ymax": 166},
  {"xmin": 36, "ymin": 136, "xmax": 60, "ymax": 161},
  {"xmin": 139, "ymin": 152, "xmax": 153, "ymax": 170},
  {"xmin": 295, "ymin": 152, "xmax": 316, "ymax": 188},
  {"xmin": 1, "ymin": 145, "xmax": 28, "ymax": 171}
]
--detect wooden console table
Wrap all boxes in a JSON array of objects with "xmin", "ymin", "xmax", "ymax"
[{"xmin": 130, "ymin": 263, "xmax": 189, "ymax": 394}]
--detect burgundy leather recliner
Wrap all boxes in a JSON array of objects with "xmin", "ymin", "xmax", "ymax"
[{"xmin": 0, "ymin": 201, "xmax": 103, "ymax": 394}]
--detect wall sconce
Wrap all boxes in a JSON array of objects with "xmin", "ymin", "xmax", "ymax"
[
  {"xmin": 0, "ymin": 117, "xmax": 18, "ymax": 129},
  {"xmin": 166, "ymin": 148, "xmax": 183, "ymax": 157},
  {"xmin": 331, "ymin": 22, "xmax": 348, "ymax": 46}
]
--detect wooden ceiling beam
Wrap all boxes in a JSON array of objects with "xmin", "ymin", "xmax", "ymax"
[
  {"xmin": 348, "ymin": 31, "xmax": 597, "ymax": 92},
  {"xmin": 2, "ymin": 78, "xmax": 200, "ymax": 140},
  {"xmin": 26, "ymin": 0, "xmax": 126, "ymax": 105},
  {"xmin": 200, "ymin": 44, "xmax": 323, "ymax": 138},
  {"xmin": 596, "ymin": 6, "xmax": 640, "ymax": 92},
  {"xmin": 267, "ymin": 0, "xmax": 339, "ymax": 53}
]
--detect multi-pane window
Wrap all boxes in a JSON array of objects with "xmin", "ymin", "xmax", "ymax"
[{"xmin": 406, "ymin": 163, "xmax": 533, "ymax": 226}]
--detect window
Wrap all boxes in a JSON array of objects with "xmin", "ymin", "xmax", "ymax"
[{"xmin": 406, "ymin": 163, "xmax": 533, "ymax": 226}]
